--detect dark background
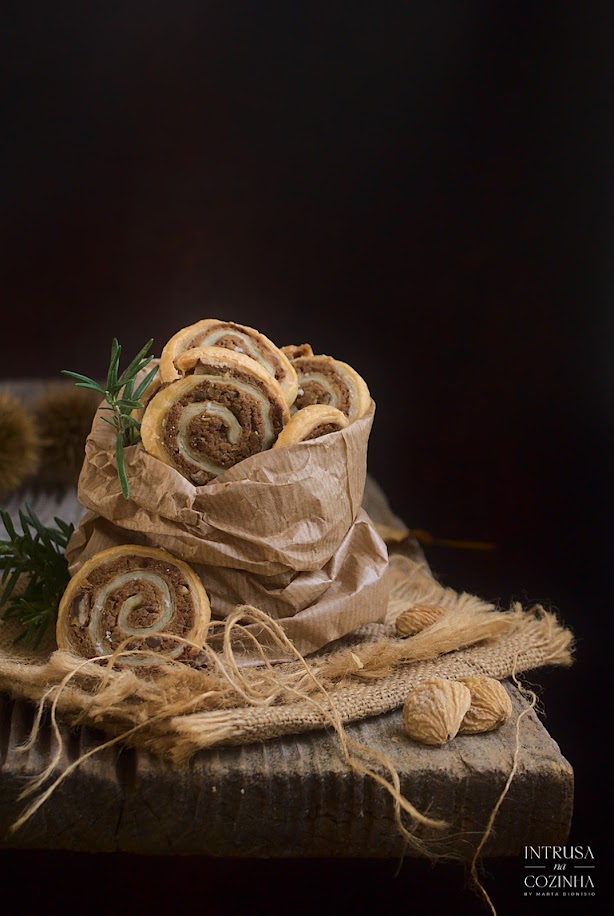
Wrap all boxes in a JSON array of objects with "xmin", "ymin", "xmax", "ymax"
[{"xmin": 1, "ymin": 2, "xmax": 611, "ymax": 913}]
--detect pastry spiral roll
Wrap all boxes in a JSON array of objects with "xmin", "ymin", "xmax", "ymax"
[
  {"xmin": 291, "ymin": 354, "xmax": 371, "ymax": 422},
  {"xmin": 140, "ymin": 346, "xmax": 290, "ymax": 485},
  {"xmin": 159, "ymin": 318, "xmax": 298, "ymax": 406},
  {"xmin": 280, "ymin": 342, "xmax": 314, "ymax": 360},
  {"xmin": 273, "ymin": 404, "xmax": 349, "ymax": 448},
  {"xmin": 56, "ymin": 545, "xmax": 211, "ymax": 664}
]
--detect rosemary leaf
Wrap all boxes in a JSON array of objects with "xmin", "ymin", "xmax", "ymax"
[
  {"xmin": 62, "ymin": 337, "xmax": 156, "ymax": 499},
  {"xmin": 114, "ymin": 397, "xmax": 145, "ymax": 411},
  {"xmin": 0, "ymin": 504, "xmax": 74, "ymax": 648},
  {"xmin": 107, "ymin": 338, "xmax": 122, "ymax": 391},
  {"xmin": 133, "ymin": 364, "xmax": 159, "ymax": 399},
  {"xmin": 118, "ymin": 338, "xmax": 155, "ymax": 386},
  {"xmin": 61, "ymin": 371, "xmax": 106, "ymax": 394},
  {"xmin": 116, "ymin": 436, "xmax": 130, "ymax": 500}
]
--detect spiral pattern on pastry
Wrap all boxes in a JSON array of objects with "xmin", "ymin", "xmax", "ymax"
[
  {"xmin": 140, "ymin": 346, "xmax": 290, "ymax": 485},
  {"xmin": 291, "ymin": 354, "xmax": 371, "ymax": 422},
  {"xmin": 56, "ymin": 545, "xmax": 211, "ymax": 664},
  {"xmin": 159, "ymin": 318, "xmax": 298, "ymax": 406},
  {"xmin": 273, "ymin": 404, "xmax": 349, "ymax": 448}
]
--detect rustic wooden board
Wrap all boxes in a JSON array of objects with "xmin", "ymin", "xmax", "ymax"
[
  {"xmin": 0, "ymin": 684, "xmax": 572, "ymax": 857},
  {"xmin": 0, "ymin": 379, "xmax": 574, "ymax": 857}
]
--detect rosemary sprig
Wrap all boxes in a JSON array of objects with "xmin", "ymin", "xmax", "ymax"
[
  {"xmin": 62, "ymin": 337, "xmax": 158, "ymax": 498},
  {"xmin": 0, "ymin": 504, "xmax": 74, "ymax": 648}
]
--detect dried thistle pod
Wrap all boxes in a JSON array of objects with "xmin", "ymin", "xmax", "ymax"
[
  {"xmin": 458, "ymin": 675, "xmax": 513, "ymax": 734},
  {"xmin": 402, "ymin": 677, "xmax": 472, "ymax": 746},
  {"xmin": 395, "ymin": 603, "xmax": 447, "ymax": 637},
  {"xmin": 0, "ymin": 390, "xmax": 40, "ymax": 495},
  {"xmin": 30, "ymin": 383, "xmax": 102, "ymax": 486}
]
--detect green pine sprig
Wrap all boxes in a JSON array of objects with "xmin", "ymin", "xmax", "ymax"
[
  {"xmin": 62, "ymin": 337, "xmax": 158, "ymax": 499},
  {"xmin": 0, "ymin": 504, "xmax": 74, "ymax": 648}
]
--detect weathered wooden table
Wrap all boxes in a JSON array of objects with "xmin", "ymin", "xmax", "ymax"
[{"xmin": 0, "ymin": 381, "xmax": 573, "ymax": 859}]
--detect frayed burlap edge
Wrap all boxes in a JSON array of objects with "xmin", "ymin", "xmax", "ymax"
[{"xmin": 0, "ymin": 553, "xmax": 574, "ymax": 762}]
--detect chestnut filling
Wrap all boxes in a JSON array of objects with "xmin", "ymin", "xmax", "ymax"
[
  {"xmin": 293, "ymin": 359, "xmax": 352, "ymax": 415},
  {"xmin": 66, "ymin": 554, "xmax": 196, "ymax": 659},
  {"xmin": 188, "ymin": 323, "xmax": 286, "ymax": 383},
  {"xmin": 163, "ymin": 375, "xmax": 285, "ymax": 485},
  {"xmin": 295, "ymin": 380, "xmax": 332, "ymax": 409},
  {"xmin": 303, "ymin": 422, "xmax": 342, "ymax": 440}
]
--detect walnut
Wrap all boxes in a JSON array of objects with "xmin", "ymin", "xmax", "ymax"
[
  {"xmin": 402, "ymin": 677, "xmax": 472, "ymax": 746},
  {"xmin": 394, "ymin": 603, "xmax": 447, "ymax": 637},
  {"xmin": 458, "ymin": 675, "xmax": 513, "ymax": 734}
]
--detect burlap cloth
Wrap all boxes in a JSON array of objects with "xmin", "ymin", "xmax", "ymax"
[{"xmin": 0, "ymin": 539, "xmax": 574, "ymax": 763}]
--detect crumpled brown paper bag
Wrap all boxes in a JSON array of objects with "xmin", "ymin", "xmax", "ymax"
[{"xmin": 65, "ymin": 399, "xmax": 390, "ymax": 660}]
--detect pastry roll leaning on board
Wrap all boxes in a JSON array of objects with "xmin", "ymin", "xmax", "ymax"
[{"xmin": 56, "ymin": 544, "xmax": 211, "ymax": 664}]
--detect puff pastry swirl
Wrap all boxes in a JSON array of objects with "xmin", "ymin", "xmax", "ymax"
[
  {"xmin": 291, "ymin": 354, "xmax": 371, "ymax": 422},
  {"xmin": 159, "ymin": 318, "xmax": 298, "ymax": 406},
  {"xmin": 56, "ymin": 545, "xmax": 211, "ymax": 664},
  {"xmin": 273, "ymin": 404, "xmax": 349, "ymax": 448},
  {"xmin": 140, "ymin": 346, "xmax": 290, "ymax": 485}
]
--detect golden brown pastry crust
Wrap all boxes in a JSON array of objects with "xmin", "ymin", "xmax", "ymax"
[
  {"xmin": 281, "ymin": 342, "xmax": 314, "ymax": 359},
  {"xmin": 291, "ymin": 354, "xmax": 371, "ymax": 422},
  {"xmin": 273, "ymin": 404, "xmax": 349, "ymax": 448},
  {"xmin": 159, "ymin": 318, "xmax": 298, "ymax": 406},
  {"xmin": 140, "ymin": 346, "xmax": 291, "ymax": 484},
  {"xmin": 56, "ymin": 544, "xmax": 211, "ymax": 663}
]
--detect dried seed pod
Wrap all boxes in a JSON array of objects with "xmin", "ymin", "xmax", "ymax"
[
  {"xmin": 0, "ymin": 390, "xmax": 40, "ymax": 495},
  {"xmin": 30, "ymin": 383, "xmax": 102, "ymax": 486},
  {"xmin": 458, "ymin": 675, "xmax": 513, "ymax": 734},
  {"xmin": 395, "ymin": 603, "xmax": 447, "ymax": 637},
  {"xmin": 402, "ymin": 677, "xmax": 472, "ymax": 746}
]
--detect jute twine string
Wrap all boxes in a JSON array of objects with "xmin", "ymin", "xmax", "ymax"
[
  {"xmin": 463, "ymin": 659, "xmax": 539, "ymax": 916},
  {"xmin": 0, "ymin": 598, "xmax": 572, "ymax": 761},
  {"xmin": 0, "ymin": 585, "xmax": 573, "ymax": 760},
  {"xmin": 11, "ymin": 607, "xmax": 448, "ymax": 859}
]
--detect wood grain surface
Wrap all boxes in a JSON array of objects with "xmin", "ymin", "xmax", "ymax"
[{"xmin": 0, "ymin": 684, "xmax": 573, "ymax": 858}]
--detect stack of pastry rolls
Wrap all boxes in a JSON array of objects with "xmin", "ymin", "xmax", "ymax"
[
  {"xmin": 56, "ymin": 318, "xmax": 374, "ymax": 665},
  {"xmin": 139, "ymin": 318, "xmax": 372, "ymax": 486}
]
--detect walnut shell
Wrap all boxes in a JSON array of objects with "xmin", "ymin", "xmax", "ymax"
[
  {"xmin": 402, "ymin": 677, "xmax": 472, "ymax": 746},
  {"xmin": 458, "ymin": 675, "xmax": 513, "ymax": 734},
  {"xmin": 394, "ymin": 603, "xmax": 447, "ymax": 637}
]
